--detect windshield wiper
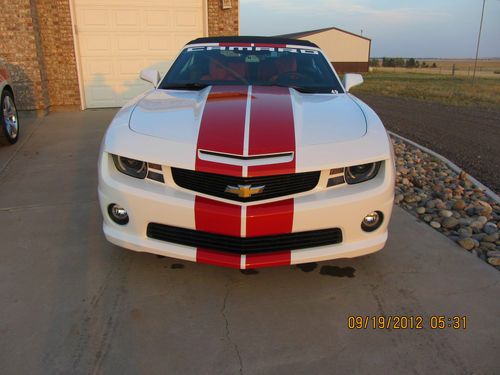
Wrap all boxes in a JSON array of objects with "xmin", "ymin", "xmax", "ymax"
[
  {"xmin": 258, "ymin": 83, "xmax": 336, "ymax": 94},
  {"xmin": 290, "ymin": 86, "xmax": 336, "ymax": 94},
  {"xmin": 163, "ymin": 83, "xmax": 209, "ymax": 91}
]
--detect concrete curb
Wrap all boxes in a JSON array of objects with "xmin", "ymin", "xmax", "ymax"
[{"xmin": 388, "ymin": 131, "xmax": 500, "ymax": 204}]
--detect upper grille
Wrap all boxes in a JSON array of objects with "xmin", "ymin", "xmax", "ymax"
[
  {"xmin": 171, "ymin": 168, "xmax": 321, "ymax": 202},
  {"xmin": 147, "ymin": 223, "xmax": 343, "ymax": 254}
]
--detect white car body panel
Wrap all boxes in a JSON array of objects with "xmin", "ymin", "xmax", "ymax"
[{"xmin": 98, "ymin": 39, "xmax": 395, "ymax": 269}]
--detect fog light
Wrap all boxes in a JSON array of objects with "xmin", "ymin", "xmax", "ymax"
[
  {"xmin": 361, "ymin": 211, "xmax": 383, "ymax": 232},
  {"xmin": 108, "ymin": 204, "xmax": 129, "ymax": 225}
]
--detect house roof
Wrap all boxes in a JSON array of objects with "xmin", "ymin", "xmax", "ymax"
[
  {"xmin": 277, "ymin": 27, "xmax": 371, "ymax": 41},
  {"xmin": 187, "ymin": 36, "xmax": 319, "ymax": 48}
]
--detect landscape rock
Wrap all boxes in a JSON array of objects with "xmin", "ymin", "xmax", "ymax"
[
  {"xmin": 476, "ymin": 201, "xmax": 493, "ymax": 217},
  {"xmin": 439, "ymin": 210, "xmax": 453, "ymax": 218},
  {"xmin": 426, "ymin": 200, "xmax": 436, "ymax": 209},
  {"xmin": 453, "ymin": 200, "xmax": 466, "ymax": 210},
  {"xmin": 488, "ymin": 257, "xmax": 500, "ymax": 266},
  {"xmin": 391, "ymin": 136, "xmax": 499, "ymax": 270},
  {"xmin": 442, "ymin": 217, "xmax": 459, "ymax": 229},
  {"xmin": 470, "ymin": 221, "xmax": 485, "ymax": 230},
  {"xmin": 458, "ymin": 238, "xmax": 475, "ymax": 250},
  {"xmin": 483, "ymin": 222, "xmax": 498, "ymax": 235},
  {"xmin": 480, "ymin": 242, "xmax": 497, "ymax": 251},
  {"xmin": 430, "ymin": 221, "xmax": 441, "ymax": 229},
  {"xmin": 458, "ymin": 227, "xmax": 472, "ymax": 238},
  {"xmin": 477, "ymin": 216, "xmax": 488, "ymax": 225},
  {"xmin": 483, "ymin": 233, "xmax": 499, "ymax": 243}
]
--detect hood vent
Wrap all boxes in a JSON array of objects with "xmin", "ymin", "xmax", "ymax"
[{"xmin": 198, "ymin": 150, "xmax": 294, "ymax": 167}]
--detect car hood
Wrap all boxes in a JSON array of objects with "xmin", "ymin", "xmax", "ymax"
[{"xmin": 129, "ymin": 86, "xmax": 367, "ymax": 147}]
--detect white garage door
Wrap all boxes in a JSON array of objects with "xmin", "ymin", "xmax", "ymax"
[{"xmin": 73, "ymin": 0, "xmax": 205, "ymax": 108}]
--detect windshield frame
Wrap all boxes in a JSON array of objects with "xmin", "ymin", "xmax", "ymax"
[{"xmin": 158, "ymin": 43, "xmax": 346, "ymax": 94}]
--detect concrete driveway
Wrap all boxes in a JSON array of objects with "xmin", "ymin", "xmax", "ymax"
[{"xmin": 0, "ymin": 110, "xmax": 499, "ymax": 375}]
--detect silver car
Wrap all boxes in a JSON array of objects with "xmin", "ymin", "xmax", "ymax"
[{"xmin": 0, "ymin": 64, "xmax": 19, "ymax": 145}]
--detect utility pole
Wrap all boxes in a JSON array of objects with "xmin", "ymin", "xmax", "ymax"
[{"xmin": 472, "ymin": 0, "xmax": 486, "ymax": 85}]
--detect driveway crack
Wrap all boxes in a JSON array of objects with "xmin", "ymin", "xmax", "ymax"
[{"xmin": 221, "ymin": 283, "xmax": 243, "ymax": 375}]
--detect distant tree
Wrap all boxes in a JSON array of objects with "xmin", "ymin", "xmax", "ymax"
[
  {"xmin": 369, "ymin": 58, "xmax": 380, "ymax": 67},
  {"xmin": 394, "ymin": 58, "xmax": 405, "ymax": 67},
  {"xmin": 431, "ymin": 62, "xmax": 437, "ymax": 68},
  {"xmin": 382, "ymin": 57, "xmax": 393, "ymax": 67},
  {"xmin": 405, "ymin": 58, "xmax": 418, "ymax": 68},
  {"xmin": 421, "ymin": 61, "xmax": 428, "ymax": 68},
  {"xmin": 382, "ymin": 57, "xmax": 406, "ymax": 67}
]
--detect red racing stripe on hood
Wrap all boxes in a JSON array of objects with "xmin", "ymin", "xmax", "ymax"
[
  {"xmin": 247, "ymin": 86, "xmax": 296, "ymax": 177},
  {"xmin": 195, "ymin": 85, "xmax": 248, "ymax": 176}
]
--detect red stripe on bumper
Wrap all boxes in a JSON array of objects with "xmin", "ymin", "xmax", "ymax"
[
  {"xmin": 194, "ymin": 196, "xmax": 241, "ymax": 236},
  {"xmin": 246, "ymin": 199, "xmax": 294, "ymax": 237},
  {"xmin": 248, "ymin": 86, "xmax": 295, "ymax": 176},
  {"xmin": 246, "ymin": 251, "xmax": 291, "ymax": 269},
  {"xmin": 195, "ymin": 196, "xmax": 242, "ymax": 267},
  {"xmin": 197, "ymin": 249, "xmax": 241, "ymax": 269},
  {"xmin": 195, "ymin": 85, "xmax": 248, "ymax": 176}
]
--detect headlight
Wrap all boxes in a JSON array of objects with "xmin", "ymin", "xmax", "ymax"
[
  {"xmin": 112, "ymin": 155, "xmax": 148, "ymax": 179},
  {"xmin": 345, "ymin": 161, "xmax": 381, "ymax": 184}
]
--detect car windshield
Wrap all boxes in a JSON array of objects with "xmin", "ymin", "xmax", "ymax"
[{"xmin": 159, "ymin": 45, "xmax": 344, "ymax": 94}]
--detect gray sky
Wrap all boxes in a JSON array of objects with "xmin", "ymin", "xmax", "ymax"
[{"xmin": 240, "ymin": 0, "xmax": 500, "ymax": 58}]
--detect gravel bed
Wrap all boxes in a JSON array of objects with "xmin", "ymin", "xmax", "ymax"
[
  {"xmin": 391, "ymin": 136, "xmax": 500, "ymax": 270},
  {"xmin": 358, "ymin": 94, "xmax": 500, "ymax": 193}
]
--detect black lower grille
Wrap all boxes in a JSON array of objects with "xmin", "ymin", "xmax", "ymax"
[
  {"xmin": 171, "ymin": 168, "xmax": 320, "ymax": 202},
  {"xmin": 147, "ymin": 223, "xmax": 342, "ymax": 254}
]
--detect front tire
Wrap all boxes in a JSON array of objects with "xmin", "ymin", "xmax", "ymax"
[{"xmin": 0, "ymin": 89, "xmax": 19, "ymax": 145}]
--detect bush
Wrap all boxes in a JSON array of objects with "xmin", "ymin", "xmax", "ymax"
[
  {"xmin": 405, "ymin": 58, "xmax": 419, "ymax": 68},
  {"xmin": 382, "ymin": 57, "xmax": 405, "ymax": 67}
]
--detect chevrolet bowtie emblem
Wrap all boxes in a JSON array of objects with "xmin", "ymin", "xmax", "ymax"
[{"xmin": 225, "ymin": 184, "xmax": 265, "ymax": 198}]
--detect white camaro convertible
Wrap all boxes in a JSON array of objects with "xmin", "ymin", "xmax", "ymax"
[{"xmin": 98, "ymin": 36, "xmax": 395, "ymax": 269}]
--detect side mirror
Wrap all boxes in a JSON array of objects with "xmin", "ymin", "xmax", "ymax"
[
  {"xmin": 140, "ymin": 69, "xmax": 161, "ymax": 87},
  {"xmin": 342, "ymin": 73, "xmax": 364, "ymax": 92}
]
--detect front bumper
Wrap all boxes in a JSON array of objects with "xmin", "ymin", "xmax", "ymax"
[{"xmin": 98, "ymin": 153, "xmax": 395, "ymax": 269}]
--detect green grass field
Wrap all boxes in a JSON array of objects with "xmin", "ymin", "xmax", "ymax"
[{"xmin": 350, "ymin": 72, "xmax": 500, "ymax": 109}]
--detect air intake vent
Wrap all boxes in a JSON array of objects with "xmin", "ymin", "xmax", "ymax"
[{"xmin": 147, "ymin": 223, "xmax": 343, "ymax": 254}]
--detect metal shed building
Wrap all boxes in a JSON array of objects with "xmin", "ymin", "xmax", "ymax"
[{"xmin": 278, "ymin": 27, "xmax": 371, "ymax": 73}]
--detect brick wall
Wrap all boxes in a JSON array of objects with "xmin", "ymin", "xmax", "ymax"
[
  {"xmin": 35, "ymin": 0, "xmax": 81, "ymax": 108},
  {"xmin": 0, "ymin": 0, "xmax": 238, "ymax": 110},
  {"xmin": 207, "ymin": 0, "xmax": 239, "ymax": 36},
  {"xmin": 0, "ymin": 0, "xmax": 79, "ymax": 110},
  {"xmin": 0, "ymin": 0, "xmax": 47, "ymax": 109}
]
